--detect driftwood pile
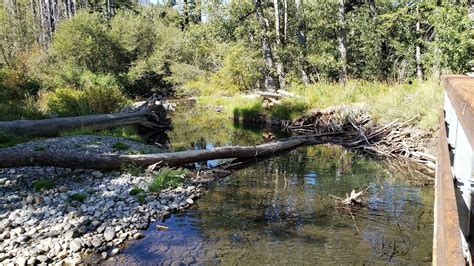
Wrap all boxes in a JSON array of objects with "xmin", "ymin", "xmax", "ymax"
[{"xmin": 281, "ymin": 106, "xmax": 436, "ymax": 176}]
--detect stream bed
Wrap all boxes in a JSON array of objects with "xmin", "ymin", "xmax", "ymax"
[{"xmin": 108, "ymin": 105, "xmax": 434, "ymax": 264}]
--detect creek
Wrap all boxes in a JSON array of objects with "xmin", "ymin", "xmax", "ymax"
[{"xmin": 110, "ymin": 104, "xmax": 433, "ymax": 264}]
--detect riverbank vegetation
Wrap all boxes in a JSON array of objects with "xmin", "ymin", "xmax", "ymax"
[{"xmin": 1, "ymin": 1, "xmax": 471, "ymax": 131}]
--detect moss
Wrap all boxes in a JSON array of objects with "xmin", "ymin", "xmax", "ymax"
[
  {"xmin": 69, "ymin": 193, "xmax": 87, "ymax": 202},
  {"xmin": 148, "ymin": 167, "xmax": 188, "ymax": 192},
  {"xmin": 32, "ymin": 179, "xmax": 55, "ymax": 191}
]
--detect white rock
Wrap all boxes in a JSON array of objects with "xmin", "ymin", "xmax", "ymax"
[
  {"xmin": 111, "ymin": 248, "xmax": 120, "ymax": 256},
  {"xmin": 103, "ymin": 228, "xmax": 115, "ymax": 241},
  {"xmin": 69, "ymin": 238, "xmax": 82, "ymax": 252},
  {"xmin": 15, "ymin": 257, "xmax": 27, "ymax": 266}
]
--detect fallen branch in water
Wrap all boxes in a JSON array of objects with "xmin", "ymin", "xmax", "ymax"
[
  {"xmin": 280, "ymin": 105, "xmax": 436, "ymax": 176},
  {"xmin": 0, "ymin": 134, "xmax": 340, "ymax": 170}
]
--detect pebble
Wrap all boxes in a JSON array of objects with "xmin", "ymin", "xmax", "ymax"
[
  {"xmin": 92, "ymin": 171, "xmax": 104, "ymax": 178},
  {"xmin": 111, "ymin": 248, "xmax": 120, "ymax": 256},
  {"xmin": 37, "ymin": 255, "xmax": 48, "ymax": 263},
  {"xmin": 91, "ymin": 237, "xmax": 102, "ymax": 247},
  {"xmin": 16, "ymin": 257, "xmax": 27, "ymax": 266},
  {"xmin": 103, "ymin": 228, "xmax": 116, "ymax": 241},
  {"xmin": 101, "ymin": 252, "xmax": 108, "ymax": 260},
  {"xmin": 0, "ymin": 136, "xmax": 214, "ymax": 264},
  {"xmin": 69, "ymin": 238, "xmax": 83, "ymax": 252},
  {"xmin": 57, "ymin": 251, "xmax": 68, "ymax": 259}
]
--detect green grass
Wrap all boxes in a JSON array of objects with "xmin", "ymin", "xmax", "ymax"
[
  {"xmin": 60, "ymin": 126, "xmax": 143, "ymax": 143},
  {"xmin": 129, "ymin": 187, "xmax": 145, "ymax": 195},
  {"xmin": 136, "ymin": 194, "xmax": 146, "ymax": 203},
  {"xmin": 148, "ymin": 167, "xmax": 188, "ymax": 193},
  {"xmin": 0, "ymin": 130, "xmax": 45, "ymax": 148},
  {"xmin": 32, "ymin": 179, "xmax": 55, "ymax": 191},
  {"xmin": 112, "ymin": 141, "xmax": 130, "ymax": 151},
  {"xmin": 198, "ymin": 79, "xmax": 443, "ymax": 131},
  {"xmin": 233, "ymin": 100, "xmax": 263, "ymax": 121},
  {"xmin": 69, "ymin": 193, "xmax": 87, "ymax": 202}
]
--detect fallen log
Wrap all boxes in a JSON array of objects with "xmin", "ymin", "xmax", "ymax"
[
  {"xmin": 0, "ymin": 135, "xmax": 330, "ymax": 170},
  {"xmin": 0, "ymin": 94, "xmax": 170, "ymax": 137}
]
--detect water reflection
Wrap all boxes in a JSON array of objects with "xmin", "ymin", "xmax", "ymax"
[{"xmin": 108, "ymin": 104, "xmax": 433, "ymax": 264}]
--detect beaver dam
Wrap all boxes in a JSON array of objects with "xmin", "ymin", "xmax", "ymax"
[{"xmin": 105, "ymin": 103, "xmax": 433, "ymax": 264}]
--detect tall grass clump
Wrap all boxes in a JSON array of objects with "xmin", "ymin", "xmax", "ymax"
[
  {"xmin": 148, "ymin": 167, "xmax": 188, "ymax": 192},
  {"xmin": 289, "ymin": 80, "xmax": 442, "ymax": 130}
]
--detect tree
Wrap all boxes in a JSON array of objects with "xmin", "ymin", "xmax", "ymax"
[
  {"xmin": 254, "ymin": 0, "xmax": 278, "ymax": 92},
  {"xmin": 337, "ymin": 0, "xmax": 348, "ymax": 83},
  {"xmin": 295, "ymin": 0, "xmax": 309, "ymax": 85}
]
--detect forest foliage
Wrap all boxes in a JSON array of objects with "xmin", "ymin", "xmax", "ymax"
[{"xmin": 0, "ymin": 0, "xmax": 472, "ymax": 122}]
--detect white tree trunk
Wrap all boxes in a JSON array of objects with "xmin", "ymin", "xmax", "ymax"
[{"xmin": 337, "ymin": 0, "xmax": 348, "ymax": 84}]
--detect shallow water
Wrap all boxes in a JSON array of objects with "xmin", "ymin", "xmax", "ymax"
[{"xmin": 110, "ymin": 105, "xmax": 433, "ymax": 264}]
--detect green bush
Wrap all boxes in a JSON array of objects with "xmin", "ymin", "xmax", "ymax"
[
  {"xmin": 46, "ymin": 73, "xmax": 130, "ymax": 116},
  {"xmin": 148, "ymin": 167, "xmax": 188, "ymax": 192}
]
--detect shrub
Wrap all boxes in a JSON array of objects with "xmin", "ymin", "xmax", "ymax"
[
  {"xmin": 46, "ymin": 73, "xmax": 130, "ymax": 116},
  {"xmin": 32, "ymin": 179, "xmax": 55, "ymax": 191},
  {"xmin": 148, "ymin": 167, "xmax": 188, "ymax": 192}
]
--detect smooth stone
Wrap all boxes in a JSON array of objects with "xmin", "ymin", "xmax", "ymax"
[
  {"xmin": 65, "ymin": 229, "xmax": 80, "ymax": 240},
  {"xmin": 35, "ymin": 196, "xmax": 44, "ymax": 205},
  {"xmin": 133, "ymin": 232, "xmax": 144, "ymax": 239},
  {"xmin": 103, "ymin": 228, "xmax": 115, "ymax": 241},
  {"xmin": 69, "ymin": 238, "xmax": 83, "ymax": 252},
  {"xmin": 100, "ymin": 252, "xmax": 108, "ymax": 260},
  {"xmin": 26, "ymin": 195, "xmax": 34, "ymax": 204},
  {"xmin": 186, "ymin": 198, "xmax": 194, "ymax": 204},
  {"xmin": 111, "ymin": 248, "xmax": 120, "ymax": 256},
  {"xmin": 16, "ymin": 257, "xmax": 27, "ymax": 266},
  {"xmin": 16, "ymin": 234, "xmax": 30, "ymax": 243},
  {"xmin": 37, "ymin": 255, "xmax": 48, "ymax": 263},
  {"xmin": 57, "ymin": 251, "xmax": 68, "ymax": 259},
  {"xmin": 92, "ymin": 171, "xmax": 104, "ymax": 178},
  {"xmin": 91, "ymin": 237, "xmax": 102, "ymax": 248}
]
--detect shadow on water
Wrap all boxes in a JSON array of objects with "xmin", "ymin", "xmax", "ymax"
[{"xmin": 110, "ymin": 103, "xmax": 434, "ymax": 265}]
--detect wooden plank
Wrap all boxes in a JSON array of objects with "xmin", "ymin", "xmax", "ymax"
[
  {"xmin": 433, "ymin": 113, "xmax": 465, "ymax": 266},
  {"xmin": 443, "ymin": 75, "xmax": 474, "ymax": 148}
]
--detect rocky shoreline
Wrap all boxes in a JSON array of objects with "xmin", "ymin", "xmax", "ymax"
[{"xmin": 0, "ymin": 136, "xmax": 228, "ymax": 265}]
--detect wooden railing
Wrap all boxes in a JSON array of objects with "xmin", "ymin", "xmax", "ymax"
[
  {"xmin": 434, "ymin": 75, "xmax": 474, "ymax": 265},
  {"xmin": 433, "ymin": 113, "xmax": 465, "ymax": 265}
]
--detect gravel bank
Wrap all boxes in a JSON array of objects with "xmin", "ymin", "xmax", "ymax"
[{"xmin": 0, "ymin": 136, "xmax": 228, "ymax": 265}]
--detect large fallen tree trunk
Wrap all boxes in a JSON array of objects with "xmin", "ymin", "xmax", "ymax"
[
  {"xmin": 0, "ymin": 94, "xmax": 171, "ymax": 137},
  {"xmin": 0, "ymin": 134, "xmax": 336, "ymax": 169}
]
